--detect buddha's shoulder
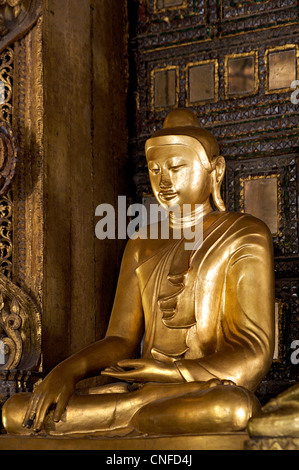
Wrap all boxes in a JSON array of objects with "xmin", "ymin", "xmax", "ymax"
[
  {"xmin": 216, "ymin": 210, "xmax": 272, "ymax": 238},
  {"xmin": 123, "ymin": 211, "xmax": 272, "ymax": 260}
]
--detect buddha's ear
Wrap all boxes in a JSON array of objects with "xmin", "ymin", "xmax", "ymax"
[{"xmin": 211, "ymin": 156, "xmax": 226, "ymax": 212}]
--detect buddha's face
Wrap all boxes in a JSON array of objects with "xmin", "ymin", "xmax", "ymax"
[{"xmin": 147, "ymin": 144, "xmax": 212, "ymax": 211}]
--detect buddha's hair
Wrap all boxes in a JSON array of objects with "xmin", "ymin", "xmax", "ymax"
[{"xmin": 147, "ymin": 108, "xmax": 220, "ymax": 167}]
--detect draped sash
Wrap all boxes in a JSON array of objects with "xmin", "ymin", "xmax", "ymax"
[{"xmin": 136, "ymin": 211, "xmax": 244, "ymax": 363}]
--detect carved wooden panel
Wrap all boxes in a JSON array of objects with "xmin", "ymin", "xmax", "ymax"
[
  {"xmin": 0, "ymin": 16, "xmax": 43, "ymax": 410},
  {"xmin": 0, "ymin": 0, "xmax": 41, "ymax": 53}
]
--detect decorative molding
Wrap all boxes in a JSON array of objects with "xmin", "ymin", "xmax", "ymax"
[
  {"xmin": 0, "ymin": 47, "xmax": 15, "ymax": 280},
  {"xmin": 245, "ymin": 437, "xmax": 299, "ymax": 451},
  {"xmin": 0, "ymin": 292, "xmax": 22, "ymax": 369},
  {"xmin": 0, "ymin": 190, "xmax": 12, "ymax": 278},
  {"xmin": 0, "ymin": 0, "xmax": 41, "ymax": 54},
  {"xmin": 0, "ymin": 46, "xmax": 13, "ymax": 125}
]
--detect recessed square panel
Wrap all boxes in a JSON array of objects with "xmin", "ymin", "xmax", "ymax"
[
  {"xmin": 226, "ymin": 54, "xmax": 257, "ymax": 97},
  {"xmin": 153, "ymin": 68, "xmax": 177, "ymax": 109},
  {"xmin": 243, "ymin": 176, "xmax": 279, "ymax": 234},
  {"xmin": 156, "ymin": 0, "xmax": 186, "ymax": 10},
  {"xmin": 188, "ymin": 61, "xmax": 217, "ymax": 104},
  {"xmin": 268, "ymin": 49, "xmax": 296, "ymax": 91}
]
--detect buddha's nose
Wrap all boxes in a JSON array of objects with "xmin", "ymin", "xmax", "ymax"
[{"xmin": 159, "ymin": 170, "xmax": 172, "ymax": 189}]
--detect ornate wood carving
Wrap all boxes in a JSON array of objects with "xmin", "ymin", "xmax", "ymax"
[
  {"xmin": 0, "ymin": 0, "xmax": 41, "ymax": 53},
  {"xmin": 0, "ymin": 121, "xmax": 17, "ymax": 197},
  {"xmin": 0, "ymin": 18, "xmax": 43, "ymax": 411},
  {"xmin": 0, "ymin": 271, "xmax": 41, "ymax": 372},
  {"xmin": 0, "ymin": 270, "xmax": 41, "ymax": 408}
]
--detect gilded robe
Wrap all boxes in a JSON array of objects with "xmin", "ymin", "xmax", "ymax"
[{"xmin": 137, "ymin": 211, "xmax": 275, "ymax": 393}]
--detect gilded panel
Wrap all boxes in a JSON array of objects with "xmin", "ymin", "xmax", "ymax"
[
  {"xmin": 265, "ymin": 45, "xmax": 298, "ymax": 93},
  {"xmin": 151, "ymin": 66, "xmax": 179, "ymax": 110},
  {"xmin": 240, "ymin": 175, "xmax": 280, "ymax": 235},
  {"xmin": 225, "ymin": 51, "xmax": 259, "ymax": 99},
  {"xmin": 226, "ymin": 155, "xmax": 298, "ymax": 256},
  {"xmin": 186, "ymin": 59, "xmax": 218, "ymax": 105},
  {"xmin": 154, "ymin": 0, "xmax": 188, "ymax": 13}
]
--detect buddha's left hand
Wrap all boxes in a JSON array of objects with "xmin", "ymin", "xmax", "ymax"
[{"xmin": 102, "ymin": 359, "xmax": 183, "ymax": 383}]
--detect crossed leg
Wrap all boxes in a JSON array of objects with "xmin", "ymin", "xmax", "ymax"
[{"xmin": 2, "ymin": 381, "xmax": 260, "ymax": 437}]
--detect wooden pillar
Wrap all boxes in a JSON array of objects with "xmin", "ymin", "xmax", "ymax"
[{"xmin": 12, "ymin": 0, "xmax": 129, "ymax": 375}]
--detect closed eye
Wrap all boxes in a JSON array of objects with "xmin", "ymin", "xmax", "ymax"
[
  {"xmin": 170, "ymin": 164, "xmax": 186, "ymax": 172},
  {"xmin": 149, "ymin": 167, "xmax": 160, "ymax": 175}
]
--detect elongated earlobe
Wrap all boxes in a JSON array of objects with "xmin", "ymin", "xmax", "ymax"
[{"xmin": 211, "ymin": 156, "xmax": 226, "ymax": 212}]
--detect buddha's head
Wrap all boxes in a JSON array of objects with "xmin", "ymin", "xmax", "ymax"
[{"xmin": 145, "ymin": 109, "xmax": 226, "ymax": 212}]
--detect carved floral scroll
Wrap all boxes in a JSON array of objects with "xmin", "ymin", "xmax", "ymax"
[
  {"xmin": 0, "ymin": 121, "xmax": 17, "ymax": 196},
  {"xmin": 0, "ymin": 271, "xmax": 41, "ymax": 371},
  {"xmin": 0, "ymin": 0, "xmax": 41, "ymax": 53}
]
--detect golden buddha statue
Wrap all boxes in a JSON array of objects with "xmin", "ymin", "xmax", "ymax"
[
  {"xmin": 248, "ymin": 383, "xmax": 299, "ymax": 439},
  {"xmin": 2, "ymin": 109, "xmax": 275, "ymax": 438}
]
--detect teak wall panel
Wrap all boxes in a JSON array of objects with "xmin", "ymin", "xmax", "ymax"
[
  {"xmin": 92, "ymin": 0, "xmax": 129, "ymax": 342},
  {"xmin": 43, "ymin": 0, "xmax": 88, "ymax": 371},
  {"xmin": 67, "ymin": 3, "xmax": 95, "ymax": 358},
  {"xmin": 41, "ymin": 0, "xmax": 129, "ymax": 373}
]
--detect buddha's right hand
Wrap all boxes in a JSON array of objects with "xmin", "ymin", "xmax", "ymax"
[{"xmin": 22, "ymin": 363, "xmax": 77, "ymax": 433}]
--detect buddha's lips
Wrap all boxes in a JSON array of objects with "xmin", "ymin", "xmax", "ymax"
[{"xmin": 159, "ymin": 191, "xmax": 178, "ymax": 201}]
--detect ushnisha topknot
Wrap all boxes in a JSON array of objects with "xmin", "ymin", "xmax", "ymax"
[{"xmin": 145, "ymin": 109, "xmax": 220, "ymax": 171}]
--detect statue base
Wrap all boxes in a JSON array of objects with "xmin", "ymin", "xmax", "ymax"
[
  {"xmin": 245, "ymin": 437, "xmax": 299, "ymax": 451},
  {"xmin": 0, "ymin": 432, "xmax": 248, "ymax": 450}
]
